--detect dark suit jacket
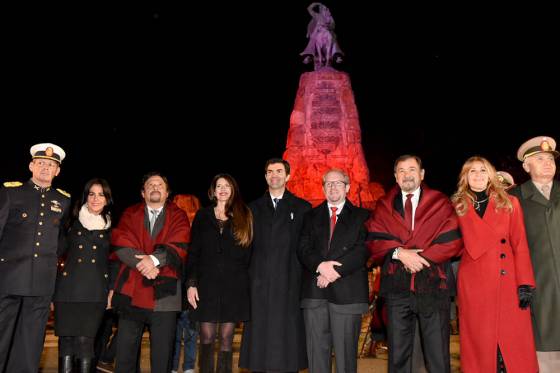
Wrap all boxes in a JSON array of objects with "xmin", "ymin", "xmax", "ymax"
[{"xmin": 298, "ymin": 200, "xmax": 370, "ymax": 305}]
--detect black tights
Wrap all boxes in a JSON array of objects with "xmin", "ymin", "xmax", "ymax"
[
  {"xmin": 58, "ymin": 336, "xmax": 95, "ymax": 358},
  {"xmin": 199, "ymin": 322, "xmax": 235, "ymax": 351}
]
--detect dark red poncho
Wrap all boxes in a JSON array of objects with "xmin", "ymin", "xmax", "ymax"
[{"xmin": 111, "ymin": 202, "xmax": 190, "ymax": 310}]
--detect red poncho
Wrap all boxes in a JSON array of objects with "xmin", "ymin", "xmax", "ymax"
[
  {"xmin": 111, "ymin": 202, "xmax": 190, "ymax": 309},
  {"xmin": 366, "ymin": 185, "xmax": 462, "ymax": 308}
]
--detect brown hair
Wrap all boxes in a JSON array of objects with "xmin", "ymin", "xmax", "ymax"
[
  {"xmin": 393, "ymin": 154, "xmax": 423, "ymax": 172},
  {"xmin": 208, "ymin": 173, "xmax": 253, "ymax": 247},
  {"xmin": 451, "ymin": 156, "xmax": 512, "ymax": 216}
]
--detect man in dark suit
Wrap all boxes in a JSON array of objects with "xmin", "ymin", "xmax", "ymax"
[
  {"xmin": 111, "ymin": 172, "xmax": 190, "ymax": 373},
  {"xmin": 367, "ymin": 154, "xmax": 462, "ymax": 373},
  {"xmin": 298, "ymin": 168, "xmax": 370, "ymax": 373},
  {"xmin": 240, "ymin": 158, "xmax": 311, "ymax": 373},
  {"xmin": 0, "ymin": 143, "xmax": 71, "ymax": 373}
]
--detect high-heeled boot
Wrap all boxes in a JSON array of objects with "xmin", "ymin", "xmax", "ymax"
[
  {"xmin": 199, "ymin": 343, "xmax": 215, "ymax": 373},
  {"xmin": 215, "ymin": 350, "xmax": 232, "ymax": 373},
  {"xmin": 77, "ymin": 358, "xmax": 93, "ymax": 373},
  {"xmin": 58, "ymin": 355, "xmax": 73, "ymax": 373}
]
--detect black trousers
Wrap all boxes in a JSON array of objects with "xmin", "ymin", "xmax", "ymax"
[
  {"xmin": 94, "ymin": 309, "xmax": 118, "ymax": 363},
  {"xmin": 0, "ymin": 294, "xmax": 51, "ymax": 373},
  {"xmin": 114, "ymin": 311, "xmax": 177, "ymax": 373},
  {"xmin": 386, "ymin": 294, "xmax": 450, "ymax": 373}
]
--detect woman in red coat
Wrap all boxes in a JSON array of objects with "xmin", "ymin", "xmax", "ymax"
[{"xmin": 452, "ymin": 156, "xmax": 538, "ymax": 373}]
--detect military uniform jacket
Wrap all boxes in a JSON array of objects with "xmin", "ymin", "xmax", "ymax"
[
  {"xmin": 510, "ymin": 179, "xmax": 560, "ymax": 351},
  {"xmin": 0, "ymin": 180, "xmax": 71, "ymax": 296},
  {"xmin": 54, "ymin": 220, "xmax": 111, "ymax": 303}
]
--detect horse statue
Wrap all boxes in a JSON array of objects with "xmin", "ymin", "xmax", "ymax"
[{"xmin": 300, "ymin": 3, "xmax": 344, "ymax": 70}]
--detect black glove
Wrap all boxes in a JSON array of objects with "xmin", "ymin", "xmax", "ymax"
[{"xmin": 518, "ymin": 285, "xmax": 534, "ymax": 309}]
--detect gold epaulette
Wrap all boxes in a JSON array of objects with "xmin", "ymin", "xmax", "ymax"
[
  {"xmin": 3, "ymin": 181, "xmax": 23, "ymax": 187},
  {"xmin": 56, "ymin": 188, "xmax": 71, "ymax": 198}
]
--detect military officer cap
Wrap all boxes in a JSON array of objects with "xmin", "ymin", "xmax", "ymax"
[
  {"xmin": 29, "ymin": 143, "xmax": 66, "ymax": 164},
  {"xmin": 496, "ymin": 171, "xmax": 514, "ymax": 187},
  {"xmin": 517, "ymin": 135, "xmax": 559, "ymax": 161}
]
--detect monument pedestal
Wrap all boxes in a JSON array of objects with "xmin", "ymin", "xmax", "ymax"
[{"xmin": 283, "ymin": 70, "xmax": 382, "ymax": 208}]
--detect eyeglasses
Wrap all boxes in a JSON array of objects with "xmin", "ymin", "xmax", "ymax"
[{"xmin": 324, "ymin": 181, "xmax": 347, "ymax": 189}]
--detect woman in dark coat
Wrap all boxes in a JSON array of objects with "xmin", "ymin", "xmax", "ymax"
[
  {"xmin": 187, "ymin": 174, "xmax": 252, "ymax": 373},
  {"xmin": 54, "ymin": 178, "xmax": 113, "ymax": 372}
]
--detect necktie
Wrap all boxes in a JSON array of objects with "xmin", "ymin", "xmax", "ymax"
[
  {"xmin": 149, "ymin": 209, "xmax": 158, "ymax": 234},
  {"xmin": 404, "ymin": 194, "xmax": 413, "ymax": 231},
  {"xmin": 330, "ymin": 206, "xmax": 338, "ymax": 240},
  {"xmin": 541, "ymin": 185, "xmax": 551, "ymax": 200},
  {"xmin": 273, "ymin": 198, "xmax": 279, "ymax": 209}
]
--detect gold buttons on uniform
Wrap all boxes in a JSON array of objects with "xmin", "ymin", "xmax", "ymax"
[
  {"xmin": 92, "ymin": 245, "xmax": 97, "ymax": 250},
  {"xmin": 40, "ymin": 212, "xmax": 44, "ymax": 216},
  {"xmin": 0, "ymin": 258, "xmax": 4, "ymax": 262},
  {"xmin": 79, "ymin": 245, "xmax": 83, "ymax": 249},
  {"xmin": 63, "ymin": 272, "xmax": 68, "ymax": 276},
  {"xmin": 34, "ymin": 253, "xmax": 38, "ymax": 258},
  {"xmin": 36, "ymin": 242, "xmax": 40, "ymax": 246},
  {"xmin": 37, "ymin": 232, "xmax": 42, "ymax": 236},
  {"xmin": 77, "ymin": 231, "xmax": 82, "ymax": 235},
  {"xmin": 41, "ymin": 194, "xmax": 45, "ymax": 198},
  {"xmin": 22, "ymin": 212, "xmax": 28, "ymax": 218},
  {"xmin": 91, "ymin": 259, "xmax": 96, "ymax": 263},
  {"xmin": 99, "ymin": 234, "xmax": 104, "ymax": 238},
  {"xmin": 41, "ymin": 203, "xmax": 45, "ymax": 207},
  {"xmin": 78, "ymin": 258, "xmax": 82, "ymax": 263},
  {"xmin": 104, "ymin": 274, "xmax": 108, "ymax": 278},
  {"xmin": 39, "ymin": 221, "xmax": 43, "ymax": 225}
]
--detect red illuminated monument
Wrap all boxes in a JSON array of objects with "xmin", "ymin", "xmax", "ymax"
[
  {"xmin": 283, "ymin": 70, "xmax": 383, "ymax": 208},
  {"xmin": 285, "ymin": 4, "xmax": 384, "ymax": 208}
]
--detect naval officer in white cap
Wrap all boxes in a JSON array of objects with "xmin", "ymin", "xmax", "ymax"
[{"xmin": 0, "ymin": 143, "xmax": 71, "ymax": 373}]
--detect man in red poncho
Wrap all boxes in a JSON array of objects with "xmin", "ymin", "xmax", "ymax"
[
  {"xmin": 366, "ymin": 155, "xmax": 462, "ymax": 373},
  {"xmin": 110, "ymin": 172, "xmax": 190, "ymax": 373}
]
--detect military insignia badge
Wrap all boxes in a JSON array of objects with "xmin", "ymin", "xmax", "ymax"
[
  {"xmin": 45, "ymin": 147, "xmax": 54, "ymax": 157},
  {"xmin": 541, "ymin": 141, "xmax": 551, "ymax": 151},
  {"xmin": 51, "ymin": 200, "xmax": 62, "ymax": 213}
]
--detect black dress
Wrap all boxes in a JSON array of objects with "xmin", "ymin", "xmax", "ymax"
[
  {"xmin": 53, "ymin": 220, "xmax": 111, "ymax": 337},
  {"xmin": 187, "ymin": 206, "xmax": 250, "ymax": 322}
]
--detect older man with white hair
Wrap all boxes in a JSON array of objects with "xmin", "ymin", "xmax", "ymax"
[{"xmin": 510, "ymin": 135, "xmax": 560, "ymax": 373}]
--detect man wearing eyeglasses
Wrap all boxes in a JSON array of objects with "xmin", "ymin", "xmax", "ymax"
[
  {"xmin": 298, "ymin": 168, "xmax": 370, "ymax": 373},
  {"xmin": 0, "ymin": 143, "xmax": 71, "ymax": 373},
  {"xmin": 366, "ymin": 154, "xmax": 462, "ymax": 373}
]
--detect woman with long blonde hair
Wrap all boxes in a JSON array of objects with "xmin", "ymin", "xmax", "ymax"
[{"xmin": 452, "ymin": 156, "xmax": 538, "ymax": 373}]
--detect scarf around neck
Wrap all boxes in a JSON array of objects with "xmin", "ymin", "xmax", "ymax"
[{"xmin": 79, "ymin": 204, "xmax": 111, "ymax": 230}]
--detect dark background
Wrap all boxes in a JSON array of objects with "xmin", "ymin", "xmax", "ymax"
[{"xmin": 3, "ymin": 2, "xmax": 558, "ymax": 216}]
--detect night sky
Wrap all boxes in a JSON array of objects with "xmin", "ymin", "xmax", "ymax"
[{"xmin": 3, "ymin": 2, "xmax": 558, "ymax": 216}]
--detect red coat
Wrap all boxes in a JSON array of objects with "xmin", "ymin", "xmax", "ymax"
[{"xmin": 457, "ymin": 195, "xmax": 538, "ymax": 373}]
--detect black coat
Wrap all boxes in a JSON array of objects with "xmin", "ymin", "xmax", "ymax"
[
  {"xmin": 54, "ymin": 220, "xmax": 111, "ymax": 303},
  {"xmin": 0, "ymin": 180, "xmax": 71, "ymax": 296},
  {"xmin": 239, "ymin": 190, "xmax": 311, "ymax": 371},
  {"xmin": 298, "ymin": 200, "xmax": 370, "ymax": 304},
  {"xmin": 186, "ymin": 206, "xmax": 250, "ymax": 322}
]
